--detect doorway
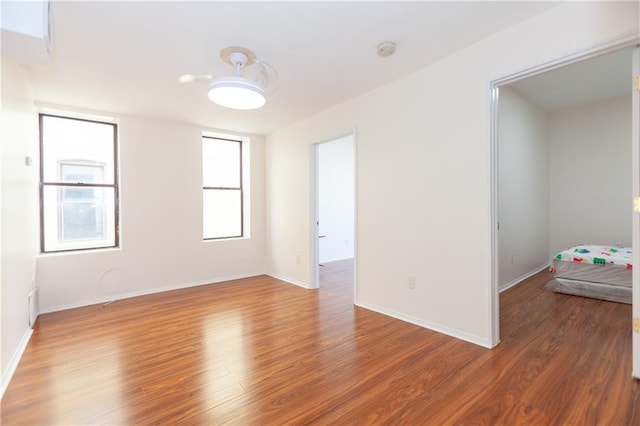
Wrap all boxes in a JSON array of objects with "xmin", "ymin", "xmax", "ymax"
[
  {"xmin": 490, "ymin": 39, "xmax": 639, "ymax": 378},
  {"xmin": 311, "ymin": 134, "xmax": 355, "ymax": 293}
]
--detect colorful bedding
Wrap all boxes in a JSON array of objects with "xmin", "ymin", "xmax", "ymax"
[{"xmin": 554, "ymin": 245, "xmax": 632, "ymax": 269}]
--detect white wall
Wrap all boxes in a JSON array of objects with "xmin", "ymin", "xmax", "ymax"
[
  {"xmin": 318, "ymin": 135, "xmax": 354, "ymax": 263},
  {"xmin": 266, "ymin": 2, "xmax": 639, "ymax": 346},
  {"xmin": 36, "ymin": 114, "xmax": 267, "ymax": 312},
  {"xmin": 1, "ymin": 59, "xmax": 39, "ymax": 395},
  {"xmin": 549, "ymin": 95, "xmax": 632, "ymax": 255},
  {"xmin": 498, "ymin": 87, "xmax": 550, "ymax": 289}
]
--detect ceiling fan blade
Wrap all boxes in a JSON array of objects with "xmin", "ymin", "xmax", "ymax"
[{"xmin": 178, "ymin": 74, "xmax": 213, "ymax": 84}]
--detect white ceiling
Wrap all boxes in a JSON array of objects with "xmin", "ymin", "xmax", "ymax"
[
  {"xmin": 509, "ymin": 47, "xmax": 634, "ymax": 112},
  {"xmin": 11, "ymin": 1, "xmax": 563, "ymax": 135}
]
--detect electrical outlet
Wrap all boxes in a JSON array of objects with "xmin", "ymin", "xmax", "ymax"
[
  {"xmin": 510, "ymin": 254, "xmax": 515, "ymax": 263},
  {"xmin": 295, "ymin": 254, "xmax": 301, "ymax": 264},
  {"xmin": 407, "ymin": 275, "xmax": 416, "ymax": 289}
]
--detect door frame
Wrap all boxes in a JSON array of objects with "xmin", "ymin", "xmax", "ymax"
[
  {"xmin": 310, "ymin": 132, "xmax": 357, "ymax": 301},
  {"xmin": 489, "ymin": 34, "xmax": 640, "ymax": 351},
  {"xmin": 632, "ymin": 46, "xmax": 639, "ymax": 379}
]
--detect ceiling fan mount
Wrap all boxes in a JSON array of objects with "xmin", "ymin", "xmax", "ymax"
[
  {"xmin": 220, "ymin": 46, "xmax": 257, "ymax": 68},
  {"xmin": 179, "ymin": 46, "xmax": 277, "ymax": 110}
]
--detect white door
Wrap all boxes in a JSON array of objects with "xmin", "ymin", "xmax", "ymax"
[{"xmin": 632, "ymin": 46, "xmax": 640, "ymax": 379}]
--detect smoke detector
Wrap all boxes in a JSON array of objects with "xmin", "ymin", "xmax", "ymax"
[{"xmin": 377, "ymin": 41, "xmax": 396, "ymax": 57}]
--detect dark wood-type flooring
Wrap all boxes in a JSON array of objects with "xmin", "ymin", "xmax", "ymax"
[{"xmin": 2, "ymin": 260, "xmax": 639, "ymax": 424}]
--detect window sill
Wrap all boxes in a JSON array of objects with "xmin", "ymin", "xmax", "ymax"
[
  {"xmin": 38, "ymin": 246, "xmax": 122, "ymax": 257},
  {"xmin": 203, "ymin": 236, "xmax": 250, "ymax": 243}
]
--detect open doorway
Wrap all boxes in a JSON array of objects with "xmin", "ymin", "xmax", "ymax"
[
  {"xmin": 311, "ymin": 134, "xmax": 355, "ymax": 294},
  {"xmin": 490, "ymin": 40, "xmax": 639, "ymax": 370},
  {"xmin": 498, "ymin": 47, "xmax": 633, "ymax": 292}
]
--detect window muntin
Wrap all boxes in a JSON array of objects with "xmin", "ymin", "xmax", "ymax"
[
  {"xmin": 40, "ymin": 114, "xmax": 119, "ymax": 252},
  {"xmin": 202, "ymin": 136, "xmax": 243, "ymax": 240}
]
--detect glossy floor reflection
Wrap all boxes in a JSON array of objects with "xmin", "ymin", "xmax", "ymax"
[{"xmin": 2, "ymin": 260, "xmax": 639, "ymax": 424}]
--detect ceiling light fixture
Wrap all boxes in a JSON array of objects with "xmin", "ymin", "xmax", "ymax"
[
  {"xmin": 208, "ymin": 75, "xmax": 266, "ymax": 110},
  {"xmin": 180, "ymin": 46, "xmax": 276, "ymax": 111},
  {"xmin": 207, "ymin": 51, "xmax": 266, "ymax": 110}
]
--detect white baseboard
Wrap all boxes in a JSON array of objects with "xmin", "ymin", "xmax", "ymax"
[
  {"xmin": 499, "ymin": 262, "xmax": 550, "ymax": 293},
  {"xmin": 1, "ymin": 327, "xmax": 33, "ymax": 400},
  {"xmin": 39, "ymin": 271, "xmax": 267, "ymax": 314},
  {"xmin": 355, "ymin": 300, "xmax": 492, "ymax": 348},
  {"xmin": 267, "ymin": 273, "xmax": 311, "ymax": 289}
]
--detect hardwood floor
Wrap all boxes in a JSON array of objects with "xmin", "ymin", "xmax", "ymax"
[{"xmin": 2, "ymin": 260, "xmax": 639, "ymax": 425}]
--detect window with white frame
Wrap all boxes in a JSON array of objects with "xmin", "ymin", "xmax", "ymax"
[
  {"xmin": 202, "ymin": 136, "xmax": 244, "ymax": 239},
  {"xmin": 39, "ymin": 114, "xmax": 119, "ymax": 252}
]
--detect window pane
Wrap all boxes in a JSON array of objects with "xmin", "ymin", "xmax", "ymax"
[
  {"xmin": 202, "ymin": 138, "xmax": 240, "ymax": 188},
  {"xmin": 41, "ymin": 115, "xmax": 115, "ymax": 184},
  {"xmin": 203, "ymin": 189, "xmax": 241, "ymax": 239},
  {"xmin": 60, "ymin": 162, "xmax": 104, "ymax": 184},
  {"xmin": 42, "ymin": 185, "xmax": 116, "ymax": 251},
  {"xmin": 60, "ymin": 187, "xmax": 104, "ymax": 240}
]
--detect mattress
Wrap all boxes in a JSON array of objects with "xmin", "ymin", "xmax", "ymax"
[
  {"xmin": 547, "ymin": 245, "xmax": 632, "ymax": 304},
  {"xmin": 545, "ymin": 278, "xmax": 631, "ymax": 304},
  {"xmin": 552, "ymin": 257, "xmax": 632, "ymax": 287},
  {"xmin": 553, "ymin": 245, "xmax": 632, "ymax": 269}
]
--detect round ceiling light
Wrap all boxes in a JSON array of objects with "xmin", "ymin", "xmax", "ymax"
[{"xmin": 207, "ymin": 76, "xmax": 266, "ymax": 110}]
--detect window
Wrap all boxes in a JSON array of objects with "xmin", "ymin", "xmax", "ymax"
[
  {"xmin": 40, "ymin": 114, "xmax": 118, "ymax": 252},
  {"xmin": 202, "ymin": 136, "xmax": 243, "ymax": 239}
]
